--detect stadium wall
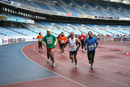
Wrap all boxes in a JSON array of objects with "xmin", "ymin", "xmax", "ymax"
[
  {"xmin": 1, "ymin": 1, "xmax": 130, "ymax": 25},
  {"xmin": 0, "ymin": 37, "xmax": 37, "ymax": 46}
]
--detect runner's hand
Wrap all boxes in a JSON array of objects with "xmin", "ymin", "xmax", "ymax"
[
  {"xmin": 94, "ymin": 46, "xmax": 97, "ymax": 49},
  {"xmin": 77, "ymin": 47, "xmax": 79, "ymax": 50},
  {"xmin": 43, "ymin": 43, "xmax": 45, "ymax": 46}
]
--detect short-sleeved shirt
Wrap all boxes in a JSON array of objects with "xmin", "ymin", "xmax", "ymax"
[
  {"xmin": 84, "ymin": 37, "xmax": 98, "ymax": 51},
  {"xmin": 79, "ymin": 35, "xmax": 86, "ymax": 41},
  {"xmin": 42, "ymin": 34, "xmax": 57, "ymax": 49},
  {"xmin": 37, "ymin": 35, "xmax": 43, "ymax": 42},
  {"xmin": 59, "ymin": 35, "xmax": 67, "ymax": 44}
]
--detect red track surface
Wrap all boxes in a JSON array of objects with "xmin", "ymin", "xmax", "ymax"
[{"xmin": 2, "ymin": 41, "xmax": 130, "ymax": 87}]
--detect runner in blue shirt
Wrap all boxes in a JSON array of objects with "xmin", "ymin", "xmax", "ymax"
[{"xmin": 84, "ymin": 31, "xmax": 98, "ymax": 69}]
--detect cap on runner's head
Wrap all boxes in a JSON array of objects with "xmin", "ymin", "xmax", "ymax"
[{"xmin": 47, "ymin": 29, "xmax": 51, "ymax": 33}]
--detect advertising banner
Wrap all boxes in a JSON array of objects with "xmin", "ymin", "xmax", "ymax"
[
  {"xmin": 72, "ymin": 14, "xmax": 78, "ymax": 17},
  {"xmin": 2, "ymin": 38, "xmax": 8, "ymax": 45},
  {"xmin": 11, "ymin": 1, "xmax": 20, "ymax": 7},
  {"xmin": 6, "ymin": 17, "xmax": 28, "ymax": 23},
  {"xmin": 19, "ymin": 38, "xmax": 25, "ymax": 42},
  {"xmin": 6, "ymin": 17, "xmax": 17, "ymax": 22},
  {"xmin": 0, "ymin": 16, "xmax": 6, "ymax": 20},
  {"xmin": 26, "ymin": 20, "xmax": 34, "ymax": 24},
  {"xmin": 66, "ymin": 13, "xmax": 72, "ymax": 16},
  {"xmin": 122, "ymin": 38, "xmax": 130, "ymax": 41},
  {"xmin": 17, "ymin": 38, "xmax": 19, "ymax": 43},
  {"xmin": 25, "ymin": 37, "xmax": 34, "ymax": 41},
  {"xmin": 0, "ymin": 0, "xmax": 11, "ymax": 3},
  {"xmin": 0, "ymin": 38, "xmax": 2, "ymax": 45},
  {"xmin": 17, "ymin": 19, "xmax": 26, "ymax": 23},
  {"xmin": 78, "ymin": 14, "xmax": 95, "ymax": 18}
]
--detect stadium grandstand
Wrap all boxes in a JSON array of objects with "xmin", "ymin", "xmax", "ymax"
[
  {"xmin": 0, "ymin": 0, "xmax": 130, "ymax": 44},
  {"xmin": 1, "ymin": 0, "xmax": 130, "ymax": 87}
]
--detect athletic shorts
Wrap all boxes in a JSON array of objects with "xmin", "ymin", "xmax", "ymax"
[
  {"xmin": 38, "ymin": 42, "xmax": 42, "ymax": 48},
  {"xmin": 70, "ymin": 50, "xmax": 77, "ymax": 56},
  {"xmin": 87, "ymin": 50, "xmax": 95, "ymax": 62},
  {"xmin": 47, "ymin": 48, "xmax": 54, "ymax": 52},
  {"xmin": 81, "ymin": 40, "xmax": 84, "ymax": 45},
  {"xmin": 59, "ymin": 43, "xmax": 65, "ymax": 48}
]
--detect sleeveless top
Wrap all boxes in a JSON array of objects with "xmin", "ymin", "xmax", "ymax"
[{"xmin": 69, "ymin": 38, "xmax": 77, "ymax": 51}]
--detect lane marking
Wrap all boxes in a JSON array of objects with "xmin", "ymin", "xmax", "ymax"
[
  {"xmin": 32, "ymin": 44, "xmax": 87, "ymax": 87},
  {"xmin": 33, "ymin": 44, "xmax": 129, "ymax": 87},
  {"xmin": 0, "ymin": 76, "xmax": 61, "ymax": 86}
]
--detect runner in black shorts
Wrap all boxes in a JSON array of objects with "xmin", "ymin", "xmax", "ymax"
[
  {"xmin": 85, "ymin": 31, "xmax": 98, "ymax": 69},
  {"xmin": 79, "ymin": 33, "xmax": 86, "ymax": 52},
  {"xmin": 58, "ymin": 32, "xmax": 67, "ymax": 56},
  {"xmin": 64, "ymin": 32, "xmax": 80, "ymax": 68},
  {"xmin": 37, "ymin": 33, "xmax": 43, "ymax": 52}
]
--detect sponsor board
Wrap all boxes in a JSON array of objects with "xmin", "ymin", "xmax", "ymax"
[
  {"xmin": 0, "ymin": 38, "xmax": 2, "ymax": 45},
  {"xmin": 11, "ymin": 1, "xmax": 20, "ymax": 7},
  {"xmin": 66, "ymin": 13, "xmax": 72, "ymax": 16},
  {"xmin": 25, "ymin": 37, "xmax": 36, "ymax": 41},
  {"xmin": 122, "ymin": 38, "xmax": 130, "ymax": 41},
  {"xmin": 0, "ymin": 0, "xmax": 11, "ymax": 3},
  {"xmin": 2, "ymin": 38, "xmax": 8, "ymax": 45}
]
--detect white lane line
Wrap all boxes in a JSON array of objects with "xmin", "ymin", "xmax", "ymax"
[
  {"xmin": 0, "ymin": 76, "xmax": 61, "ymax": 86},
  {"xmin": 55, "ymin": 46, "xmax": 130, "ymax": 69},
  {"xmin": 33, "ymin": 44, "xmax": 129, "ymax": 87},
  {"xmin": 25, "ymin": 44, "xmax": 87, "ymax": 87}
]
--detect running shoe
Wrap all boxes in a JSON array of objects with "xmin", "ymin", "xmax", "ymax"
[
  {"xmin": 52, "ymin": 63, "xmax": 56, "ymax": 68},
  {"xmin": 75, "ymin": 64, "xmax": 78, "ymax": 68},
  {"xmin": 89, "ymin": 60, "xmax": 92, "ymax": 64},
  {"xmin": 71, "ymin": 58, "xmax": 74, "ymax": 63},
  {"xmin": 46, "ymin": 59, "xmax": 49, "ymax": 63},
  {"xmin": 90, "ymin": 65, "xmax": 93, "ymax": 69},
  {"xmin": 62, "ymin": 53, "xmax": 64, "ymax": 56}
]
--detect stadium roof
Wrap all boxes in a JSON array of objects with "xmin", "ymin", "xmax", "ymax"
[{"xmin": 101, "ymin": 0, "xmax": 130, "ymax": 4}]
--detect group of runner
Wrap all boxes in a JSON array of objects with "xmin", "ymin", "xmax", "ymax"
[{"xmin": 37, "ymin": 30, "xmax": 98, "ymax": 69}]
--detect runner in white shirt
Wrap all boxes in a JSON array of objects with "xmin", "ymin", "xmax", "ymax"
[{"xmin": 64, "ymin": 32, "xmax": 80, "ymax": 68}]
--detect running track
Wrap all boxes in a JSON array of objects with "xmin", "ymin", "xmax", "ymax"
[{"xmin": 0, "ymin": 41, "xmax": 130, "ymax": 87}]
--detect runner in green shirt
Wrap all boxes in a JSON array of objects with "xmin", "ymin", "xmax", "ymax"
[{"xmin": 42, "ymin": 29, "xmax": 57, "ymax": 68}]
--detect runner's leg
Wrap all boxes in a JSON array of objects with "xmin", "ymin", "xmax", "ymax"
[
  {"xmin": 87, "ymin": 51, "xmax": 91, "ymax": 63},
  {"xmin": 50, "ymin": 49, "xmax": 55, "ymax": 63},
  {"xmin": 70, "ymin": 52, "xmax": 74, "ymax": 63},
  {"xmin": 46, "ymin": 51, "xmax": 50, "ymax": 63},
  {"xmin": 91, "ymin": 50, "xmax": 95, "ymax": 68}
]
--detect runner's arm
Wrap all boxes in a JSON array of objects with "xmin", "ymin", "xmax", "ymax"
[
  {"xmin": 42, "ymin": 36, "xmax": 46, "ymax": 45},
  {"xmin": 67, "ymin": 34, "xmax": 70, "ymax": 39},
  {"xmin": 54, "ymin": 36, "xmax": 57, "ymax": 46},
  {"xmin": 95, "ymin": 39, "xmax": 98, "ymax": 49},
  {"xmin": 64, "ymin": 39, "xmax": 69, "ymax": 47},
  {"xmin": 76, "ymin": 39, "xmax": 80, "ymax": 50},
  {"xmin": 54, "ymin": 39, "xmax": 57, "ymax": 45},
  {"xmin": 84, "ymin": 39, "xmax": 87, "ymax": 50}
]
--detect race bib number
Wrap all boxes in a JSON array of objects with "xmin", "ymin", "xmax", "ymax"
[
  {"xmin": 47, "ymin": 39, "xmax": 52, "ymax": 44},
  {"xmin": 89, "ymin": 45, "xmax": 94, "ymax": 50},
  {"xmin": 61, "ymin": 40, "xmax": 64, "ymax": 43},
  {"xmin": 70, "ymin": 44, "xmax": 75, "ymax": 50},
  {"xmin": 38, "ymin": 38, "xmax": 42, "ymax": 41},
  {"xmin": 81, "ymin": 37, "xmax": 84, "ymax": 39}
]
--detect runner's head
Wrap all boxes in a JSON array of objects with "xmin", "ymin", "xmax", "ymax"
[
  {"xmin": 70, "ymin": 32, "xmax": 74, "ymax": 39},
  {"xmin": 47, "ymin": 29, "xmax": 51, "ymax": 36},
  {"xmin": 81, "ymin": 33, "xmax": 83, "ymax": 35},
  {"xmin": 39, "ymin": 32, "xmax": 41, "ymax": 35},
  {"xmin": 61, "ymin": 32, "xmax": 64, "ymax": 36},
  {"xmin": 88, "ymin": 31, "xmax": 93, "ymax": 38}
]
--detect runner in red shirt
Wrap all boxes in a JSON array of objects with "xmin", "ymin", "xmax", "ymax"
[
  {"xmin": 79, "ymin": 33, "xmax": 86, "ymax": 52},
  {"xmin": 58, "ymin": 32, "xmax": 67, "ymax": 56},
  {"xmin": 37, "ymin": 33, "xmax": 43, "ymax": 52}
]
